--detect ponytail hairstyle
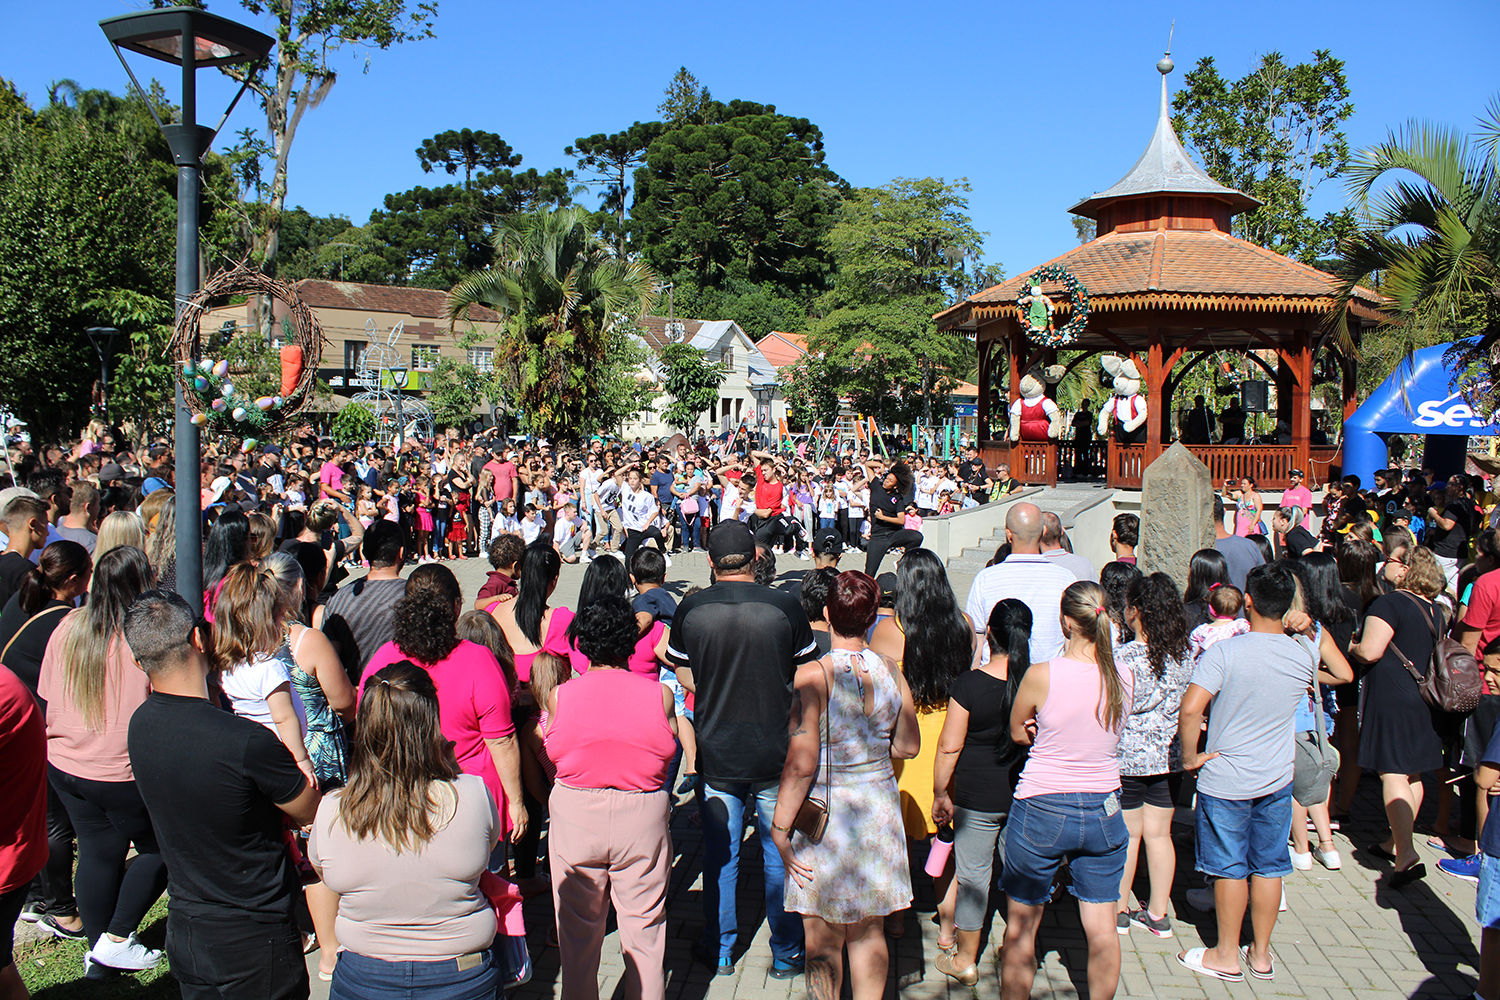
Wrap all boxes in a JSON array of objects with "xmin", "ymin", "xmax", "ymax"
[
  {"xmin": 985, "ymin": 597, "xmax": 1033, "ymax": 688},
  {"xmin": 18, "ymin": 539, "xmax": 90, "ymax": 616},
  {"xmin": 514, "ymin": 539, "xmax": 561, "ymax": 647},
  {"xmin": 1059, "ymin": 580, "xmax": 1125, "ymax": 732}
]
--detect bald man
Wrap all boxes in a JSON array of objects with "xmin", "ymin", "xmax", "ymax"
[
  {"xmin": 1040, "ymin": 511, "xmax": 1098, "ymax": 582},
  {"xmin": 963, "ymin": 502, "xmax": 1076, "ymax": 661}
]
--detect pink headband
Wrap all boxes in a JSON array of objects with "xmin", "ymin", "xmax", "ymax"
[{"xmin": 1208, "ymin": 582, "xmax": 1222, "ymax": 591}]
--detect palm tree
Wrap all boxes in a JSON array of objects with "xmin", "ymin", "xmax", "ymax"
[
  {"xmin": 1331, "ymin": 96, "xmax": 1500, "ymax": 393},
  {"xmin": 447, "ymin": 205, "xmax": 657, "ymax": 438}
]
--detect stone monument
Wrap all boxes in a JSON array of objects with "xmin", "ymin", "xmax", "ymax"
[{"xmin": 1139, "ymin": 442, "xmax": 1215, "ymax": 587}]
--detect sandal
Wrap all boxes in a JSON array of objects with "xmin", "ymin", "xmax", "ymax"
[
  {"xmin": 1238, "ymin": 945, "xmax": 1274, "ymax": 980},
  {"xmin": 1177, "ymin": 946, "xmax": 1244, "ymax": 983}
]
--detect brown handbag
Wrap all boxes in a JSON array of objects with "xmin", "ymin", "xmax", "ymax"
[{"xmin": 792, "ymin": 659, "xmax": 833, "ymax": 844}]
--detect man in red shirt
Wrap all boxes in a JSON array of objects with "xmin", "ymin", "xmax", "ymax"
[
  {"xmin": 749, "ymin": 453, "xmax": 805, "ymax": 557},
  {"xmin": 491, "ymin": 449, "xmax": 520, "ymax": 503}
]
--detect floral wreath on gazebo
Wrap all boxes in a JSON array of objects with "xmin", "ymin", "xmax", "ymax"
[{"xmin": 1015, "ymin": 265, "xmax": 1091, "ymax": 348}]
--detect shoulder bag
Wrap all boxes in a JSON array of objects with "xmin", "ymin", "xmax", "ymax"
[
  {"xmin": 1292, "ymin": 628, "xmax": 1340, "ymax": 807},
  {"xmin": 792, "ymin": 658, "xmax": 833, "ymax": 844},
  {"xmin": 1389, "ymin": 593, "xmax": 1482, "ymax": 715}
]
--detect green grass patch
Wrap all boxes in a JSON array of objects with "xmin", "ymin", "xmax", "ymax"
[{"xmin": 17, "ymin": 894, "xmax": 176, "ymax": 1000}]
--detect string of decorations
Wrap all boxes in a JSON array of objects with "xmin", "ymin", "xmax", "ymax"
[
  {"xmin": 169, "ymin": 265, "xmax": 325, "ymax": 448},
  {"xmin": 1016, "ymin": 265, "xmax": 1091, "ymax": 347}
]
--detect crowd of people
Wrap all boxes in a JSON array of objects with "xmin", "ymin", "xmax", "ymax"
[{"xmin": 6, "ymin": 420, "xmax": 1500, "ymax": 1000}]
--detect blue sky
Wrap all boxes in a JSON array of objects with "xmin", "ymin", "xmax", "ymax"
[{"xmin": 5, "ymin": 0, "xmax": 1497, "ymax": 282}]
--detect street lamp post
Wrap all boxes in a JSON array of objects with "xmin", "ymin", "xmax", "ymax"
[
  {"xmin": 100, "ymin": 7, "xmax": 273, "ymax": 611},
  {"xmin": 750, "ymin": 384, "xmax": 776, "ymax": 449},
  {"xmin": 84, "ymin": 326, "xmax": 119, "ymax": 422}
]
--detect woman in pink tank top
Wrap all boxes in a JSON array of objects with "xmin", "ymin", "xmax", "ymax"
[
  {"xmin": 545, "ymin": 595, "xmax": 677, "ymax": 1000},
  {"xmin": 1000, "ymin": 581, "xmax": 1133, "ymax": 1000}
]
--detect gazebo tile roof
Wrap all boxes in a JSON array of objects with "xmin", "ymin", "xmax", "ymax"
[{"xmin": 963, "ymin": 229, "xmax": 1378, "ymax": 305}]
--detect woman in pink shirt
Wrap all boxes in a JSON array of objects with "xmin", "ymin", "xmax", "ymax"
[
  {"xmin": 37, "ymin": 546, "xmax": 166, "ymax": 977},
  {"xmin": 545, "ymin": 595, "xmax": 677, "ymax": 1000},
  {"xmin": 1000, "ymin": 581, "xmax": 1133, "ymax": 1000},
  {"xmin": 362, "ymin": 565, "xmax": 526, "ymax": 848}
]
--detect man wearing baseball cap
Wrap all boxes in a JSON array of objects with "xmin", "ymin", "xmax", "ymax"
[
  {"xmin": 1281, "ymin": 469, "xmax": 1313, "ymax": 531},
  {"xmin": 665, "ymin": 521, "xmax": 818, "ymax": 978}
]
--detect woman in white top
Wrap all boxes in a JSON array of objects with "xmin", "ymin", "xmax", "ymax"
[{"xmin": 213, "ymin": 560, "xmax": 343, "ymax": 978}]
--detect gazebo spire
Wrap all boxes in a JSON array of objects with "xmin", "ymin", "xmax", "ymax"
[{"xmin": 1069, "ymin": 54, "xmax": 1260, "ymax": 221}]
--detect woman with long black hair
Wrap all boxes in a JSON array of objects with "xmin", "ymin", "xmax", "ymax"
[
  {"xmin": 1332, "ymin": 536, "xmax": 1382, "ymax": 820},
  {"xmin": 36, "ymin": 546, "xmax": 167, "ymax": 976},
  {"xmin": 486, "ymin": 540, "xmax": 568, "ymax": 890},
  {"xmin": 1114, "ymin": 572, "xmax": 1193, "ymax": 939},
  {"xmin": 1286, "ymin": 553, "xmax": 1356, "ymax": 869},
  {"xmin": 1182, "ymin": 549, "xmax": 1232, "ymax": 632},
  {"xmin": 869, "ymin": 548, "xmax": 975, "ymax": 947},
  {"xmin": 202, "ymin": 509, "xmax": 250, "ymax": 622},
  {"xmin": 930, "ymin": 599, "xmax": 1033, "ymax": 985},
  {"xmin": 1099, "ymin": 561, "xmax": 1143, "ymax": 645}
]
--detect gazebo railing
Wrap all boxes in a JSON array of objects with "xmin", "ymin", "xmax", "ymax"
[
  {"xmin": 1013, "ymin": 441, "xmax": 1059, "ymax": 487},
  {"xmin": 1106, "ymin": 442, "xmax": 1302, "ymax": 489}
]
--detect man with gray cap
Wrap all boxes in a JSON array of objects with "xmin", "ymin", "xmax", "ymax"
[{"xmin": 666, "ymin": 521, "xmax": 818, "ymax": 979}]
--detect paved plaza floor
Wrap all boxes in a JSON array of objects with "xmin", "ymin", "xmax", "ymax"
[{"xmin": 14, "ymin": 548, "xmax": 1492, "ymax": 999}]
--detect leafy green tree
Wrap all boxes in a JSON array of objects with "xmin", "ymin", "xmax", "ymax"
[
  {"xmin": 0, "ymin": 89, "xmax": 174, "ymax": 435},
  {"xmin": 158, "ymin": 0, "xmax": 439, "ymax": 266},
  {"xmin": 806, "ymin": 178, "xmax": 995, "ymax": 427},
  {"xmin": 417, "ymin": 129, "xmax": 519, "ymax": 190},
  {"xmin": 1332, "ymin": 96, "xmax": 1500, "ymax": 406},
  {"xmin": 1172, "ymin": 50, "xmax": 1357, "ymax": 263},
  {"xmin": 446, "ymin": 206, "xmax": 658, "ymax": 440},
  {"xmin": 657, "ymin": 68, "xmax": 713, "ymax": 126},
  {"xmin": 631, "ymin": 100, "xmax": 845, "ymax": 299},
  {"xmin": 330, "ymin": 399, "xmax": 377, "ymax": 443},
  {"xmin": 365, "ymin": 135, "xmax": 575, "ymax": 289},
  {"xmin": 658, "ymin": 344, "xmax": 727, "ymax": 431},
  {"xmin": 583, "ymin": 326, "xmax": 658, "ymax": 437},
  {"xmin": 83, "ymin": 289, "xmax": 177, "ymax": 438},
  {"xmin": 567, "ymin": 121, "xmax": 665, "ymax": 255},
  {"xmin": 426, "ymin": 356, "xmax": 499, "ymax": 430},
  {"xmin": 778, "ymin": 351, "xmax": 842, "ymax": 428}
]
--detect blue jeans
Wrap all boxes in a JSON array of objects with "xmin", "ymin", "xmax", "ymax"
[
  {"xmin": 683, "ymin": 512, "xmax": 703, "ymax": 549},
  {"xmin": 330, "ymin": 948, "xmax": 500, "ymax": 1000},
  {"xmin": 1001, "ymin": 791, "xmax": 1127, "ymax": 906},
  {"xmin": 1195, "ymin": 781, "xmax": 1293, "ymax": 881},
  {"xmin": 818, "ymin": 517, "xmax": 838, "ymax": 531},
  {"xmin": 698, "ymin": 779, "xmax": 803, "ymax": 965}
]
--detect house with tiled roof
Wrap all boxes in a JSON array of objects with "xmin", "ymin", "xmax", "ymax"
[
  {"xmin": 756, "ymin": 330, "xmax": 810, "ymax": 370},
  {"xmin": 200, "ymin": 279, "xmax": 507, "ymax": 415},
  {"xmin": 620, "ymin": 317, "xmax": 786, "ymax": 439}
]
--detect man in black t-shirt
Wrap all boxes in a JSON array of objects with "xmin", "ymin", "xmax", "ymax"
[
  {"xmin": 863, "ymin": 461, "xmax": 923, "ymax": 576},
  {"xmin": 125, "ymin": 591, "xmax": 318, "ymax": 1000},
  {"xmin": 957, "ymin": 447, "xmax": 992, "ymax": 504},
  {"xmin": 666, "ymin": 521, "xmax": 818, "ymax": 978}
]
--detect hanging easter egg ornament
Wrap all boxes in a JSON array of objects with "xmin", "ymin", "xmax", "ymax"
[
  {"xmin": 171, "ymin": 265, "xmax": 325, "ymax": 436},
  {"xmin": 241, "ymin": 438, "xmax": 258, "ymax": 453}
]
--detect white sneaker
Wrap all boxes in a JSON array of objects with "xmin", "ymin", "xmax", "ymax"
[
  {"xmin": 1313, "ymin": 846, "xmax": 1342, "ymax": 870},
  {"xmin": 663, "ymin": 552, "xmax": 673, "ymax": 568},
  {"xmin": 580, "ymin": 552, "xmax": 592, "ymax": 563},
  {"xmin": 88, "ymin": 932, "xmax": 164, "ymax": 972},
  {"xmin": 797, "ymin": 550, "xmax": 810, "ymax": 560},
  {"xmin": 1290, "ymin": 847, "xmax": 1313, "ymax": 871}
]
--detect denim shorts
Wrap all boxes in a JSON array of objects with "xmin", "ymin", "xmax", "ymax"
[
  {"xmin": 1478, "ymin": 854, "xmax": 1500, "ymax": 929},
  {"xmin": 1001, "ymin": 791, "xmax": 1128, "ymax": 906},
  {"xmin": 1195, "ymin": 781, "xmax": 1294, "ymax": 880}
]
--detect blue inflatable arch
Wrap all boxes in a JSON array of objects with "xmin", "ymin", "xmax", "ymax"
[{"xmin": 1343, "ymin": 339, "xmax": 1498, "ymax": 486}]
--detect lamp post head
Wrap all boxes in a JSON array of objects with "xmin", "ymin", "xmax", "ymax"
[
  {"xmin": 100, "ymin": 6, "xmax": 273, "ymax": 69},
  {"xmin": 100, "ymin": 6, "xmax": 274, "ymax": 166}
]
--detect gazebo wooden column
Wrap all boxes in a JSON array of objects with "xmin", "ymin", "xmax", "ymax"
[
  {"xmin": 1144, "ymin": 327, "xmax": 1167, "ymax": 468},
  {"xmin": 1290, "ymin": 329, "xmax": 1313, "ymax": 475},
  {"xmin": 976, "ymin": 338, "xmax": 994, "ymax": 441}
]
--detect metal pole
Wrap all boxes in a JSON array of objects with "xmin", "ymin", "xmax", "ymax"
[{"xmin": 173, "ymin": 45, "xmax": 203, "ymax": 612}]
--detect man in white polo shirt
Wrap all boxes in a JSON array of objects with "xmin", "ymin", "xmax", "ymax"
[{"xmin": 963, "ymin": 502, "xmax": 1076, "ymax": 661}]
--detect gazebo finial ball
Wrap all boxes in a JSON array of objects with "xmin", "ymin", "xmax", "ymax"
[{"xmin": 1157, "ymin": 55, "xmax": 1174, "ymax": 75}]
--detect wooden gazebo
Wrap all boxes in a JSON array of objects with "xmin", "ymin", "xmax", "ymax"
[{"xmin": 935, "ymin": 60, "xmax": 1383, "ymax": 490}]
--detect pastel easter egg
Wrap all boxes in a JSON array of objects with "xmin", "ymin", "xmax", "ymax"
[
  {"xmin": 190, "ymin": 413, "xmax": 208, "ymax": 426},
  {"xmin": 194, "ymin": 376, "xmax": 209, "ymax": 391},
  {"xmin": 221, "ymin": 382, "xmax": 235, "ymax": 397},
  {"xmin": 255, "ymin": 396, "xmax": 275, "ymax": 411},
  {"xmin": 232, "ymin": 407, "xmax": 248, "ymax": 422},
  {"xmin": 241, "ymin": 439, "xmax": 257, "ymax": 453},
  {"xmin": 198, "ymin": 359, "xmax": 214, "ymax": 373},
  {"xmin": 212, "ymin": 359, "xmax": 230, "ymax": 377},
  {"xmin": 211, "ymin": 399, "xmax": 227, "ymax": 412}
]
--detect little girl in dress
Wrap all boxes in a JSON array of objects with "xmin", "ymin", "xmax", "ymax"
[{"xmin": 1190, "ymin": 583, "xmax": 1250, "ymax": 658}]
